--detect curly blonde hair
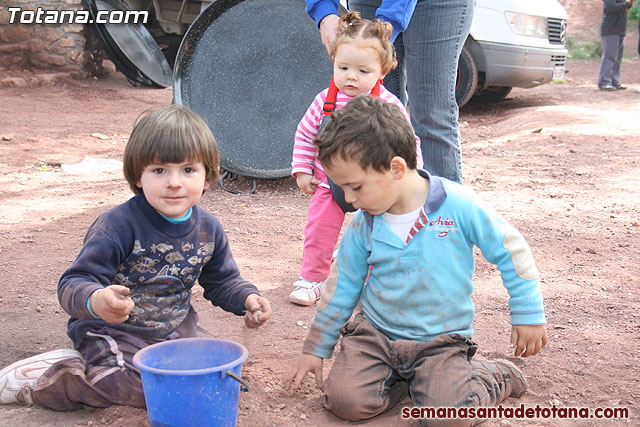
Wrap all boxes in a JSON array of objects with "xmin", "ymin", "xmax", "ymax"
[{"xmin": 330, "ymin": 11, "xmax": 397, "ymax": 76}]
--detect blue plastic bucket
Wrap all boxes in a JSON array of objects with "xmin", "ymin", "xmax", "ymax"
[{"xmin": 133, "ymin": 338, "xmax": 249, "ymax": 427}]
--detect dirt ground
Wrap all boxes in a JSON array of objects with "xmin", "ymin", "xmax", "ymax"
[
  {"xmin": 0, "ymin": 57, "xmax": 638, "ymax": 427},
  {"xmin": 1, "ymin": 4, "xmax": 640, "ymax": 424}
]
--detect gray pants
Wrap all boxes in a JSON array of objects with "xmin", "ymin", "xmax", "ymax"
[
  {"xmin": 323, "ymin": 313, "xmax": 518, "ymax": 426},
  {"xmin": 598, "ymin": 34, "xmax": 625, "ymax": 88},
  {"xmin": 32, "ymin": 310, "xmax": 207, "ymax": 410}
]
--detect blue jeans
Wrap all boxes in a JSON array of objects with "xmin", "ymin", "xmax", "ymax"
[{"xmin": 348, "ymin": 0, "xmax": 474, "ymax": 183}]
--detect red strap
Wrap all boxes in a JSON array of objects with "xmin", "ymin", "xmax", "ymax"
[
  {"xmin": 323, "ymin": 78, "xmax": 382, "ymax": 116},
  {"xmin": 323, "ymin": 77, "xmax": 339, "ymax": 116},
  {"xmin": 371, "ymin": 79, "xmax": 382, "ymax": 98}
]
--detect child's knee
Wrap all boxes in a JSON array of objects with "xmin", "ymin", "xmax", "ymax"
[
  {"xmin": 322, "ymin": 377, "xmax": 396, "ymax": 421},
  {"xmin": 322, "ymin": 388, "xmax": 375, "ymax": 421}
]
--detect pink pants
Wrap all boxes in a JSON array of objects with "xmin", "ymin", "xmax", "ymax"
[{"xmin": 301, "ymin": 184, "xmax": 345, "ymax": 282}]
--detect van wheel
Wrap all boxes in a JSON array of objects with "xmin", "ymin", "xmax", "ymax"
[
  {"xmin": 456, "ymin": 47, "xmax": 478, "ymax": 108},
  {"xmin": 472, "ymin": 86, "xmax": 513, "ymax": 103}
]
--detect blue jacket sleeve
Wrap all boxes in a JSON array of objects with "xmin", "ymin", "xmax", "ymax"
[
  {"xmin": 376, "ymin": 0, "xmax": 418, "ymax": 41},
  {"xmin": 465, "ymin": 193, "xmax": 546, "ymax": 325},
  {"xmin": 305, "ymin": 0, "xmax": 340, "ymax": 26},
  {"xmin": 302, "ymin": 212, "xmax": 371, "ymax": 358},
  {"xmin": 305, "ymin": 0, "xmax": 417, "ymax": 41}
]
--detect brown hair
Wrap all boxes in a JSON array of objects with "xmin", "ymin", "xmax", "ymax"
[
  {"xmin": 123, "ymin": 104, "xmax": 219, "ymax": 194},
  {"xmin": 330, "ymin": 11, "xmax": 397, "ymax": 75},
  {"xmin": 315, "ymin": 94, "xmax": 417, "ymax": 172}
]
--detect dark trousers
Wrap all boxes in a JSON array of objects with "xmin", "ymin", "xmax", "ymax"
[{"xmin": 32, "ymin": 310, "xmax": 208, "ymax": 410}]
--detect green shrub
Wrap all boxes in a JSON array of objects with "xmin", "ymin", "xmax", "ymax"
[
  {"xmin": 629, "ymin": 3, "xmax": 639, "ymax": 20},
  {"xmin": 566, "ymin": 38, "xmax": 601, "ymax": 59}
]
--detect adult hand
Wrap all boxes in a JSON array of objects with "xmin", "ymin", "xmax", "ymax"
[
  {"xmin": 319, "ymin": 14, "xmax": 340, "ymax": 55},
  {"xmin": 511, "ymin": 324, "xmax": 548, "ymax": 357},
  {"xmin": 295, "ymin": 173, "xmax": 321, "ymax": 195},
  {"xmin": 90, "ymin": 285, "xmax": 134, "ymax": 323},
  {"xmin": 244, "ymin": 293, "xmax": 272, "ymax": 328},
  {"xmin": 282, "ymin": 353, "xmax": 324, "ymax": 390}
]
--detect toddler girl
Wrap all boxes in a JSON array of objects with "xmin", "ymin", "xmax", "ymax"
[{"xmin": 290, "ymin": 12, "xmax": 423, "ymax": 305}]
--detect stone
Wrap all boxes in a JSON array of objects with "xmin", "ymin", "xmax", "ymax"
[
  {"xmin": 27, "ymin": 39, "xmax": 45, "ymax": 52},
  {"xmin": 3, "ymin": 25, "xmax": 29, "ymax": 43},
  {"xmin": 40, "ymin": 27, "xmax": 64, "ymax": 44},
  {"xmin": 36, "ymin": 53, "xmax": 68, "ymax": 66},
  {"xmin": 63, "ymin": 24, "xmax": 84, "ymax": 33},
  {"xmin": 58, "ymin": 37, "xmax": 76, "ymax": 47}
]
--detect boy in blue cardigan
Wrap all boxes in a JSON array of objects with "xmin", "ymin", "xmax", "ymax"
[
  {"xmin": 284, "ymin": 95, "xmax": 547, "ymax": 424},
  {"xmin": 0, "ymin": 105, "xmax": 271, "ymax": 410}
]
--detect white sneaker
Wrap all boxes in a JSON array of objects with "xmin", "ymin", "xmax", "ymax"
[
  {"xmin": 0, "ymin": 349, "xmax": 82, "ymax": 405},
  {"xmin": 289, "ymin": 278, "xmax": 325, "ymax": 306}
]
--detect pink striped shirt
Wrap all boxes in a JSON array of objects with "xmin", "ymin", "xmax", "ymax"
[{"xmin": 291, "ymin": 86, "xmax": 423, "ymax": 183}]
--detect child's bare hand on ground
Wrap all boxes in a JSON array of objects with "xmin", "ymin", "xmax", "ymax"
[
  {"xmin": 90, "ymin": 285, "xmax": 134, "ymax": 323},
  {"xmin": 295, "ymin": 173, "xmax": 321, "ymax": 195},
  {"xmin": 244, "ymin": 294, "xmax": 272, "ymax": 328},
  {"xmin": 511, "ymin": 324, "xmax": 548, "ymax": 357},
  {"xmin": 282, "ymin": 353, "xmax": 324, "ymax": 390}
]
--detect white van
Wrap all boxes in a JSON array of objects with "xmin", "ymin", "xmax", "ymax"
[{"xmin": 457, "ymin": 0, "xmax": 568, "ymax": 106}]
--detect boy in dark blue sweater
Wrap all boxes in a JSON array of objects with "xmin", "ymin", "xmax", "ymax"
[{"xmin": 0, "ymin": 105, "xmax": 271, "ymax": 410}]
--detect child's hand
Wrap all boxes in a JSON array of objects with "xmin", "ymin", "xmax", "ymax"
[
  {"xmin": 282, "ymin": 353, "xmax": 324, "ymax": 390},
  {"xmin": 90, "ymin": 285, "xmax": 134, "ymax": 323},
  {"xmin": 511, "ymin": 324, "xmax": 548, "ymax": 357},
  {"xmin": 244, "ymin": 294, "xmax": 272, "ymax": 328},
  {"xmin": 295, "ymin": 173, "xmax": 321, "ymax": 195}
]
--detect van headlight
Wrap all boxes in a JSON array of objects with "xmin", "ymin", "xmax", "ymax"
[{"xmin": 504, "ymin": 12, "xmax": 548, "ymax": 38}]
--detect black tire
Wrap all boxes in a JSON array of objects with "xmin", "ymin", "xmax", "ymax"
[
  {"xmin": 456, "ymin": 46, "xmax": 478, "ymax": 108},
  {"xmin": 471, "ymin": 86, "xmax": 513, "ymax": 103}
]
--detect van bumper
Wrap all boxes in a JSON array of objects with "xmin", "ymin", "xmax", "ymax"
[{"xmin": 478, "ymin": 41, "xmax": 568, "ymax": 88}]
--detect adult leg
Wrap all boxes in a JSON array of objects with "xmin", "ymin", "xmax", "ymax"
[
  {"xmin": 598, "ymin": 34, "xmax": 620, "ymax": 87},
  {"xmin": 300, "ymin": 185, "xmax": 345, "ymax": 282},
  {"xmin": 407, "ymin": 334, "xmax": 527, "ymax": 427},
  {"xmin": 403, "ymin": 0, "xmax": 474, "ymax": 183},
  {"xmin": 322, "ymin": 313, "xmax": 407, "ymax": 421},
  {"xmin": 352, "ymin": 0, "xmax": 474, "ymax": 182},
  {"xmin": 611, "ymin": 34, "xmax": 625, "ymax": 87}
]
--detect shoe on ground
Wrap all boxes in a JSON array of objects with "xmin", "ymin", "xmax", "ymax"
[
  {"xmin": 492, "ymin": 359, "xmax": 528, "ymax": 398},
  {"xmin": 289, "ymin": 278, "xmax": 325, "ymax": 306},
  {"xmin": 598, "ymin": 84, "xmax": 615, "ymax": 91},
  {"xmin": 615, "ymin": 84, "xmax": 627, "ymax": 90},
  {"xmin": 0, "ymin": 349, "xmax": 82, "ymax": 405}
]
